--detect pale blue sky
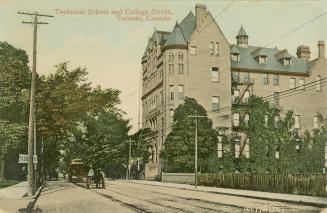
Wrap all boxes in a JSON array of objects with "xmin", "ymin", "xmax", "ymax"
[{"xmin": 1, "ymin": 0, "xmax": 327, "ymax": 132}]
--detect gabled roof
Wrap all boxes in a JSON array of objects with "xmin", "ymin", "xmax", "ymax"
[
  {"xmin": 231, "ymin": 45, "xmax": 308, "ymax": 74},
  {"xmin": 237, "ymin": 25, "xmax": 248, "ymax": 38},
  {"xmin": 252, "ymin": 47, "xmax": 270, "ymax": 58},
  {"xmin": 275, "ymin": 49, "xmax": 292, "ymax": 60}
]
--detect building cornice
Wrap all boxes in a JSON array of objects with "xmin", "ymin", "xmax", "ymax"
[
  {"xmin": 162, "ymin": 44, "xmax": 188, "ymax": 51},
  {"xmin": 232, "ymin": 67, "xmax": 310, "ymax": 77},
  {"xmin": 142, "ymin": 81, "xmax": 163, "ymax": 100}
]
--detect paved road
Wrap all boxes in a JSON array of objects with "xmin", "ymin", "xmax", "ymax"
[
  {"xmin": 33, "ymin": 180, "xmax": 323, "ymax": 213},
  {"xmin": 32, "ymin": 181, "xmax": 134, "ymax": 213}
]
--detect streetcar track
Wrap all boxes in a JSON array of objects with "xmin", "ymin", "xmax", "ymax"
[
  {"xmin": 73, "ymin": 183, "xmax": 148, "ymax": 213},
  {"xmin": 105, "ymin": 188, "xmax": 196, "ymax": 213},
  {"xmin": 109, "ymin": 182, "xmax": 244, "ymax": 212}
]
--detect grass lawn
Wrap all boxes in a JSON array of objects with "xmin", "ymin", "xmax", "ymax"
[{"xmin": 0, "ymin": 180, "xmax": 20, "ymax": 189}]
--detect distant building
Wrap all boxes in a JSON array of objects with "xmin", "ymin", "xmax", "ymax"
[{"xmin": 141, "ymin": 4, "xmax": 327, "ymax": 179}]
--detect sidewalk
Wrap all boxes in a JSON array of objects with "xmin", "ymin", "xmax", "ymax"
[
  {"xmin": 0, "ymin": 181, "xmax": 27, "ymax": 199},
  {"xmin": 124, "ymin": 180, "xmax": 327, "ymax": 207},
  {"xmin": 0, "ymin": 181, "xmax": 31, "ymax": 213}
]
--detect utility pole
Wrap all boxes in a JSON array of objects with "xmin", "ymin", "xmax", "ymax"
[
  {"xmin": 18, "ymin": 11, "xmax": 53, "ymax": 196},
  {"xmin": 128, "ymin": 138, "xmax": 132, "ymax": 179},
  {"xmin": 188, "ymin": 115, "xmax": 206, "ymax": 189}
]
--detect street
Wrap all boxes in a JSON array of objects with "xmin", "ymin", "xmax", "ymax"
[{"xmin": 31, "ymin": 181, "xmax": 323, "ymax": 213}]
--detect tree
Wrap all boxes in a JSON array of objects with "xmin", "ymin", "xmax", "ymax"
[
  {"xmin": 0, "ymin": 42, "xmax": 30, "ymax": 180},
  {"xmin": 161, "ymin": 97, "xmax": 217, "ymax": 173},
  {"xmin": 130, "ymin": 128, "xmax": 152, "ymax": 179},
  {"xmin": 83, "ymin": 109, "xmax": 131, "ymax": 178},
  {"xmin": 36, "ymin": 62, "xmax": 120, "ymax": 177}
]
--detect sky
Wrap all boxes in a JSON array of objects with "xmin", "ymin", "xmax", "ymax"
[{"xmin": 1, "ymin": 0, "xmax": 327, "ymax": 133}]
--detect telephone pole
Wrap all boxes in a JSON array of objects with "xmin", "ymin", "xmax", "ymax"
[
  {"xmin": 18, "ymin": 11, "xmax": 53, "ymax": 196},
  {"xmin": 128, "ymin": 138, "xmax": 132, "ymax": 179},
  {"xmin": 188, "ymin": 115, "xmax": 206, "ymax": 189}
]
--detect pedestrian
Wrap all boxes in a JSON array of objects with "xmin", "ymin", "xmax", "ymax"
[
  {"xmin": 87, "ymin": 166, "xmax": 94, "ymax": 188},
  {"xmin": 100, "ymin": 170, "xmax": 106, "ymax": 189},
  {"xmin": 94, "ymin": 169, "xmax": 101, "ymax": 188}
]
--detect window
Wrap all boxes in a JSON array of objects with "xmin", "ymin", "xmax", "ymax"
[
  {"xmin": 233, "ymin": 89, "xmax": 240, "ymax": 103},
  {"xmin": 178, "ymin": 63, "xmax": 184, "ymax": 75},
  {"xmin": 235, "ymin": 138, "xmax": 240, "ymax": 158},
  {"xmin": 217, "ymin": 136, "xmax": 223, "ymax": 158},
  {"xmin": 232, "ymin": 71, "xmax": 240, "ymax": 83},
  {"xmin": 273, "ymin": 74, "xmax": 279, "ymax": 85},
  {"xmin": 168, "ymin": 53, "xmax": 174, "ymax": 62},
  {"xmin": 178, "ymin": 85, "xmax": 184, "ymax": 100},
  {"xmin": 231, "ymin": 54, "xmax": 240, "ymax": 62},
  {"xmin": 190, "ymin": 46, "xmax": 197, "ymax": 55},
  {"xmin": 299, "ymin": 78, "xmax": 305, "ymax": 90},
  {"xmin": 273, "ymin": 92, "xmax": 279, "ymax": 105},
  {"xmin": 245, "ymin": 139, "xmax": 250, "ymax": 158},
  {"xmin": 211, "ymin": 67, "xmax": 219, "ymax": 82},
  {"xmin": 170, "ymin": 109, "xmax": 174, "ymax": 123},
  {"xmin": 210, "ymin": 42, "xmax": 214, "ymax": 55},
  {"xmin": 275, "ymin": 147, "xmax": 280, "ymax": 159},
  {"xmin": 316, "ymin": 76, "xmax": 322, "ymax": 91},
  {"xmin": 212, "ymin": 96, "xmax": 220, "ymax": 112},
  {"xmin": 259, "ymin": 56, "xmax": 268, "ymax": 64},
  {"xmin": 284, "ymin": 58, "xmax": 291, "ymax": 66},
  {"xmin": 262, "ymin": 74, "xmax": 269, "ymax": 85},
  {"xmin": 233, "ymin": 113, "xmax": 240, "ymax": 127},
  {"xmin": 264, "ymin": 115, "xmax": 269, "ymax": 127},
  {"xmin": 290, "ymin": 78, "xmax": 296, "ymax": 89},
  {"xmin": 274, "ymin": 116, "xmax": 279, "ymax": 128},
  {"xmin": 244, "ymin": 72, "xmax": 250, "ymax": 83},
  {"xmin": 178, "ymin": 53, "xmax": 183, "ymax": 61},
  {"xmin": 244, "ymin": 114, "xmax": 250, "ymax": 127},
  {"xmin": 294, "ymin": 115, "xmax": 300, "ymax": 129},
  {"xmin": 170, "ymin": 85, "xmax": 174, "ymax": 100},
  {"xmin": 215, "ymin": 42, "xmax": 219, "ymax": 56},
  {"xmin": 168, "ymin": 64, "xmax": 174, "ymax": 75},
  {"xmin": 244, "ymin": 90, "xmax": 250, "ymax": 103},
  {"xmin": 314, "ymin": 115, "xmax": 319, "ymax": 129}
]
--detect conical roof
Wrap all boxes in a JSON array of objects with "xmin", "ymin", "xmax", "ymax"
[
  {"xmin": 237, "ymin": 25, "xmax": 248, "ymax": 37},
  {"xmin": 164, "ymin": 22, "xmax": 187, "ymax": 47}
]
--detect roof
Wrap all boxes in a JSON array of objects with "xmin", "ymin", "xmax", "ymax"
[
  {"xmin": 142, "ymin": 11, "xmax": 196, "ymax": 56},
  {"xmin": 164, "ymin": 11, "xmax": 196, "ymax": 48},
  {"xmin": 231, "ymin": 45, "xmax": 308, "ymax": 74},
  {"xmin": 237, "ymin": 25, "xmax": 248, "ymax": 37},
  {"xmin": 275, "ymin": 49, "xmax": 292, "ymax": 60},
  {"xmin": 251, "ymin": 47, "xmax": 270, "ymax": 58},
  {"xmin": 164, "ymin": 22, "xmax": 187, "ymax": 47},
  {"xmin": 142, "ymin": 30, "xmax": 170, "ymax": 58},
  {"xmin": 178, "ymin": 11, "xmax": 196, "ymax": 41},
  {"xmin": 231, "ymin": 45, "xmax": 240, "ymax": 54}
]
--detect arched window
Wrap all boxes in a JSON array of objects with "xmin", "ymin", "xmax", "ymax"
[
  {"xmin": 168, "ymin": 53, "xmax": 174, "ymax": 62},
  {"xmin": 316, "ymin": 75, "xmax": 322, "ymax": 91}
]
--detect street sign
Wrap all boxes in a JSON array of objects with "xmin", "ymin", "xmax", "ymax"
[
  {"xmin": 18, "ymin": 154, "xmax": 28, "ymax": 163},
  {"xmin": 18, "ymin": 154, "xmax": 38, "ymax": 164}
]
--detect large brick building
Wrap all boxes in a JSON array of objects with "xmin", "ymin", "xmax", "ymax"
[{"xmin": 141, "ymin": 4, "xmax": 327, "ymax": 179}]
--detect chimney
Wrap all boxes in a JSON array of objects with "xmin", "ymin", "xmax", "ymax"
[
  {"xmin": 318, "ymin": 40, "xmax": 325, "ymax": 58},
  {"xmin": 296, "ymin": 45, "xmax": 310, "ymax": 62},
  {"xmin": 195, "ymin": 4, "xmax": 207, "ymax": 29}
]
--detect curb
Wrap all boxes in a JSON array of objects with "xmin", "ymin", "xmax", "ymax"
[
  {"xmin": 125, "ymin": 180, "xmax": 327, "ymax": 208},
  {"xmin": 22, "ymin": 182, "xmax": 46, "ymax": 213}
]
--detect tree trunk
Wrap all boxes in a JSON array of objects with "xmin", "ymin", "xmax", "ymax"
[{"xmin": 0, "ymin": 158, "xmax": 5, "ymax": 181}]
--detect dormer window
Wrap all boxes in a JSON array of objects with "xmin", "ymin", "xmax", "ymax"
[
  {"xmin": 231, "ymin": 53, "xmax": 240, "ymax": 62},
  {"xmin": 258, "ymin": 55, "xmax": 268, "ymax": 64},
  {"xmin": 284, "ymin": 58, "xmax": 291, "ymax": 66}
]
